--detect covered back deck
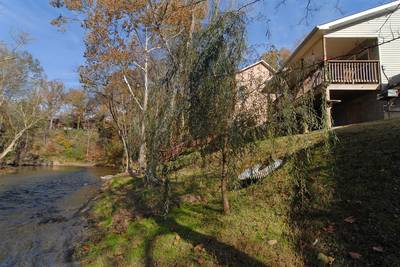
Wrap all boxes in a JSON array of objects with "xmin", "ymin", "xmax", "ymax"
[{"xmin": 323, "ymin": 37, "xmax": 383, "ymax": 126}]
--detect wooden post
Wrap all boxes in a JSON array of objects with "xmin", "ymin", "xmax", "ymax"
[{"xmin": 322, "ymin": 37, "xmax": 332, "ymax": 128}]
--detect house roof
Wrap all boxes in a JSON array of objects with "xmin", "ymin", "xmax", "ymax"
[
  {"xmin": 285, "ymin": 0, "xmax": 400, "ymax": 65},
  {"xmin": 238, "ymin": 60, "xmax": 276, "ymax": 74}
]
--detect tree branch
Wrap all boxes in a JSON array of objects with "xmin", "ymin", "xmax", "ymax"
[{"xmin": 123, "ymin": 75, "xmax": 144, "ymax": 111}]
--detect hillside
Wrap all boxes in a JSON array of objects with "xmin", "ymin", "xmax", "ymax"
[
  {"xmin": 29, "ymin": 129, "xmax": 120, "ymax": 167},
  {"xmin": 78, "ymin": 119, "xmax": 400, "ymax": 266}
]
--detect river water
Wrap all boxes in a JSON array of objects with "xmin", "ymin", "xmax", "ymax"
[{"xmin": 0, "ymin": 166, "xmax": 115, "ymax": 267}]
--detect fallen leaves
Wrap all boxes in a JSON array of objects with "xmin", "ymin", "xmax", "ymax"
[
  {"xmin": 175, "ymin": 234, "xmax": 181, "ymax": 241},
  {"xmin": 194, "ymin": 244, "xmax": 206, "ymax": 265},
  {"xmin": 197, "ymin": 256, "xmax": 205, "ymax": 265},
  {"xmin": 372, "ymin": 246, "xmax": 384, "ymax": 252},
  {"xmin": 344, "ymin": 216, "xmax": 356, "ymax": 224},
  {"xmin": 173, "ymin": 234, "xmax": 181, "ymax": 245},
  {"xmin": 323, "ymin": 225, "xmax": 336, "ymax": 233},
  {"xmin": 317, "ymin": 252, "xmax": 335, "ymax": 265},
  {"xmin": 349, "ymin": 252, "xmax": 362, "ymax": 259},
  {"xmin": 268, "ymin": 239, "xmax": 277, "ymax": 246},
  {"xmin": 82, "ymin": 244, "xmax": 90, "ymax": 253},
  {"xmin": 194, "ymin": 243, "xmax": 205, "ymax": 253}
]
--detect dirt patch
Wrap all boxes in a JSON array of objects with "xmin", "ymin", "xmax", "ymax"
[{"xmin": 179, "ymin": 194, "xmax": 207, "ymax": 204}]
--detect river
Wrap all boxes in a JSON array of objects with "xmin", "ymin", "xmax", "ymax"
[{"xmin": 0, "ymin": 166, "xmax": 115, "ymax": 267}]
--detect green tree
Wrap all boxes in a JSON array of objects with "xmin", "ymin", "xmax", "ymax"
[{"xmin": 187, "ymin": 11, "xmax": 246, "ymax": 214}]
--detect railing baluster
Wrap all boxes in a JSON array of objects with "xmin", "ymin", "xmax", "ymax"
[
  {"xmin": 360, "ymin": 62, "xmax": 364, "ymax": 83},
  {"xmin": 333, "ymin": 62, "xmax": 336, "ymax": 82},
  {"xmin": 355, "ymin": 63, "xmax": 359, "ymax": 83},
  {"xmin": 362, "ymin": 62, "xmax": 366, "ymax": 83},
  {"xmin": 332, "ymin": 62, "xmax": 335, "ymax": 82},
  {"xmin": 325, "ymin": 60, "xmax": 380, "ymax": 84},
  {"xmin": 372, "ymin": 62, "xmax": 375, "ymax": 82},
  {"xmin": 341, "ymin": 62, "xmax": 344, "ymax": 83},
  {"xmin": 334, "ymin": 62, "xmax": 337, "ymax": 82}
]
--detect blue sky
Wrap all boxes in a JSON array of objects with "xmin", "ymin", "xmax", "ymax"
[
  {"xmin": 0, "ymin": 0, "xmax": 393, "ymax": 88},
  {"xmin": 0, "ymin": 0, "xmax": 84, "ymax": 88}
]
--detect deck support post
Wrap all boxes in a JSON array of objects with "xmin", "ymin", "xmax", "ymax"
[{"xmin": 322, "ymin": 37, "xmax": 332, "ymax": 128}]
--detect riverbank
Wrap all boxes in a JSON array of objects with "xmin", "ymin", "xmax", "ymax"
[
  {"xmin": 0, "ymin": 162, "xmax": 100, "ymax": 176},
  {"xmin": 52, "ymin": 160, "xmax": 96, "ymax": 167},
  {"xmin": 78, "ymin": 119, "xmax": 400, "ymax": 266},
  {"xmin": 0, "ymin": 166, "xmax": 17, "ymax": 176}
]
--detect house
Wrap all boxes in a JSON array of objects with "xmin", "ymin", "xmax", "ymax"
[
  {"xmin": 285, "ymin": 0, "xmax": 400, "ymax": 127},
  {"xmin": 235, "ymin": 60, "xmax": 275, "ymax": 124}
]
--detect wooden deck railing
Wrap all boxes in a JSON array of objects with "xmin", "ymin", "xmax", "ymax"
[{"xmin": 327, "ymin": 60, "xmax": 380, "ymax": 84}]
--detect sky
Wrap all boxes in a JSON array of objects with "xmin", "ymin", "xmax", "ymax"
[{"xmin": 0, "ymin": 0, "xmax": 394, "ymax": 88}]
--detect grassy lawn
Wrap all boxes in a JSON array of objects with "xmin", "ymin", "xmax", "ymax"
[{"xmin": 79, "ymin": 119, "xmax": 400, "ymax": 266}]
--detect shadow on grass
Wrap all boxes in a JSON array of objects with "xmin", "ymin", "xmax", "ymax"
[
  {"xmin": 143, "ymin": 215, "xmax": 267, "ymax": 267},
  {"xmin": 109, "ymin": 177, "xmax": 266, "ymax": 266},
  {"xmin": 288, "ymin": 123, "xmax": 400, "ymax": 266}
]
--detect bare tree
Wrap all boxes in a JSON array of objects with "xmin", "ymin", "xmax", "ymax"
[
  {"xmin": 42, "ymin": 80, "xmax": 65, "ymax": 130},
  {"xmin": 0, "ymin": 43, "xmax": 44, "ymax": 163},
  {"xmin": 0, "ymin": 87, "xmax": 44, "ymax": 162}
]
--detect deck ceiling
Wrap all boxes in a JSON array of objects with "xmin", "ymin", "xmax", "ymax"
[
  {"xmin": 326, "ymin": 37, "xmax": 377, "ymax": 59},
  {"xmin": 330, "ymin": 89, "xmax": 376, "ymax": 100}
]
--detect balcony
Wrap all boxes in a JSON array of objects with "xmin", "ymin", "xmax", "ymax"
[{"xmin": 327, "ymin": 60, "xmax": 380, "ymax": 84}]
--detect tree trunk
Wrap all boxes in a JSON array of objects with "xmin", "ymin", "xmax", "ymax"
[
  {"xmin": 86, "ymin": 129, "xmax": 92, "ymax": 160},
  {"xmin": 188, "ymin": 8, "xmax": 196, "ymax": 46},
  {"xmin": 139, "ymin": 32, "xmax": 149, "ymax": 170},
  {"xmin": 49, "ymin": 117, "xmax": 54, "ymax": 130},
  {"xmin": 121, "ymin": 133, "xmax": 131, "ymax": 173},
  {"xmin": 0, "ymin": 127, "xmax": 29, "ymax": 162},
  {"xmin": 77, "ymin": 116, "xmax": 81, "ymax": 130},
  {"xmin": 162, "ymin": 170, "xmax": 170, "ymax": 216},
  {"xmin": 221, "ymin": 134, "xmax": 230, "ymax": 214}
]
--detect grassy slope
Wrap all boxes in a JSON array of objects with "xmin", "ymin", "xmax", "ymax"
[{"xmin": 80, "ymin": 119, "xmax": 400, "ymax": 267}]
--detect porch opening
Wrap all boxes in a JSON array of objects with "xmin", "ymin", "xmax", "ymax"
[{"xmin": 330, "ymin": 90, "xmax": 384, "ymax": 126}]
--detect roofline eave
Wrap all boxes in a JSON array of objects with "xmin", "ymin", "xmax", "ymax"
[{"xmin": 283, "ymin": 27, "xmax": 321, "ymax": 67}]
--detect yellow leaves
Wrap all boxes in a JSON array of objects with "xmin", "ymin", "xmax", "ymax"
[
  {"xmin": 163, "ymin": 0, "xmax": 208, "ymax": 30},
  {"xmin": 317, "ymin": 253, "xmax": 335, "ymax": 265},
  {"xmin": 172, "ymin": 233, "xmax": 181, "ymax": 245},
  {"xmin": 64, "ymin": 0, "xmax": 83, "ymax": 10},
  {"xmin": 99, "ymin": 47, "xmax": 129, "ymax": 64},
  {"xmin": 193, "ymin": 243, "xmax": 205, "ymax": 253}
]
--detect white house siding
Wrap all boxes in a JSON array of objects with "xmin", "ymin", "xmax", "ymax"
[
  {"xmin": 303, "ymin": 39, "xmax": 324, "ymax": 64},
  {"xmin": 324, "ymin": 8, "xmax": 400, "ymax": 84}
]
